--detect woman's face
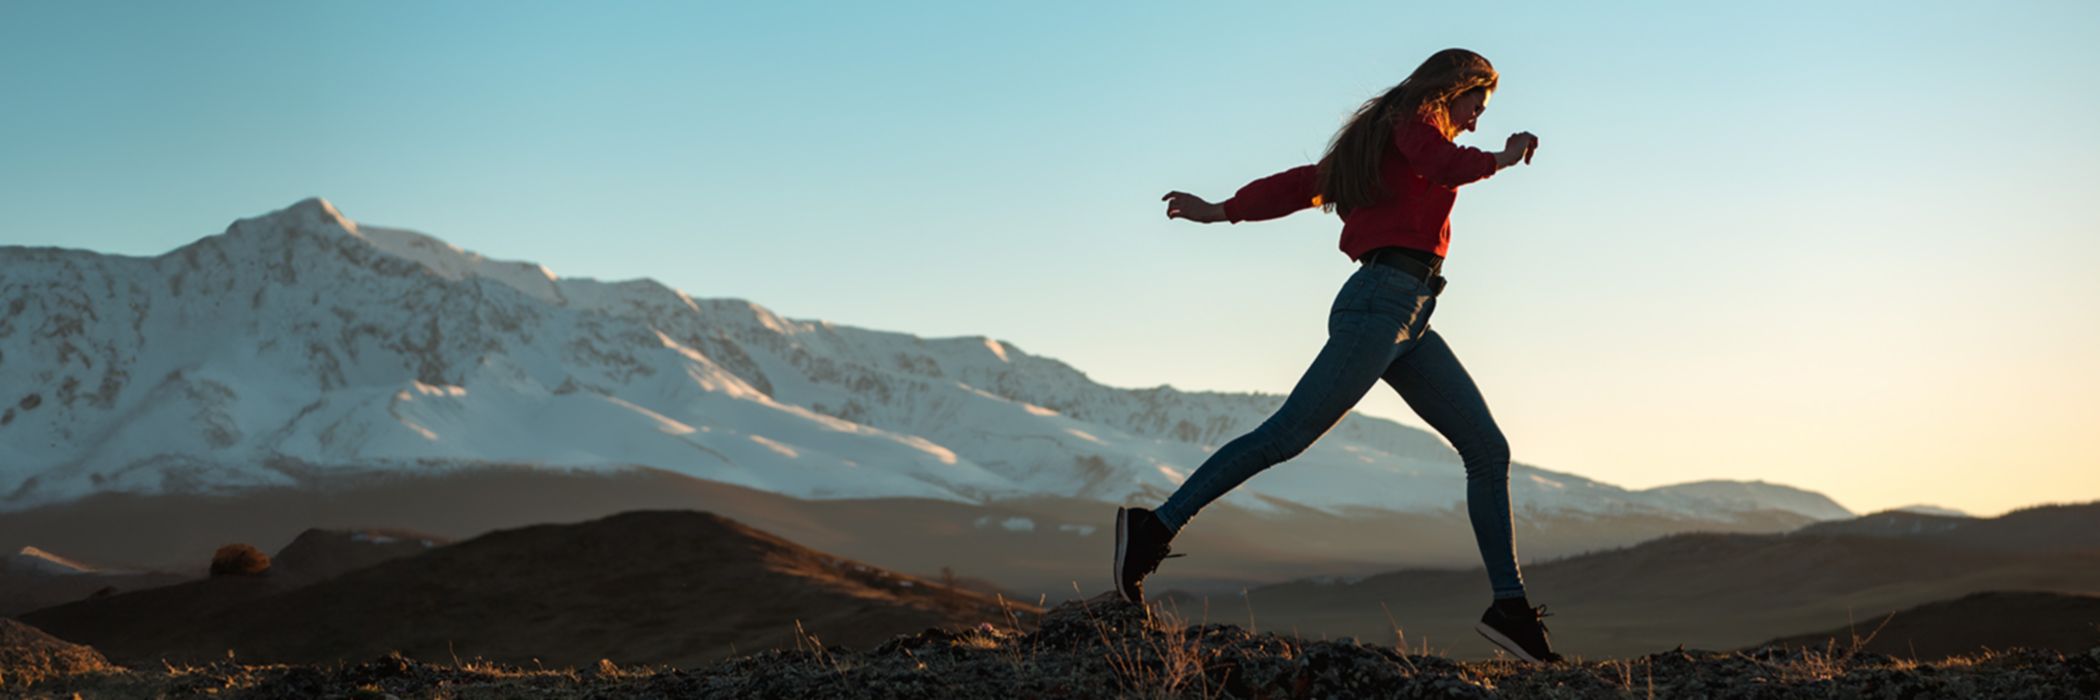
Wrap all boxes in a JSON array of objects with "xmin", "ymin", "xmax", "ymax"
[{"xmin": 1447, "ymin": 88, "xmax": 1491, "ymax": 133}]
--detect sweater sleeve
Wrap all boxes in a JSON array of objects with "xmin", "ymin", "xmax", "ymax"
[
  {"xmin": 1221, "ymin": 164, "xmax": 1322, "ymax": 223},
  {"xmin": 1393, "ymin": 120, "xmax": 1498, "ymax": 188}
]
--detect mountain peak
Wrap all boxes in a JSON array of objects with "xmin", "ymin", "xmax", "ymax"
[
  {"xmin": 275, "ymin": 196, "xmax": 359, "ymax": 234},
  {"xmin": 216, "ymin": 197, "xmax": 361, "ymax": 248}
]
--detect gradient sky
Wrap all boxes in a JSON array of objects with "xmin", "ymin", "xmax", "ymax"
[{"xmin": 4, "ymin": 1, "xmax": 2096, "ymax": 517}]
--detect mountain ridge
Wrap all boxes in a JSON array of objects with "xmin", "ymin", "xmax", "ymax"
[{"xmin": 0, "ymin": 197, "xmax": 1853, "ymax": 525}]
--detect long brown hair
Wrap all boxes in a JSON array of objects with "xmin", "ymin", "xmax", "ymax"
[{"xmin": 1317, "ymin": 49, "xmax": 1499, "ymax": 214}]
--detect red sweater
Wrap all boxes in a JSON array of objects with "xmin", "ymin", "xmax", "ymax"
[{"xmin": 1219, "ymin": 119, "xmax": 1499, "ymax": 259}]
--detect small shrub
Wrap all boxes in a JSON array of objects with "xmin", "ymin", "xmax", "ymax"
[{"xmin": 210, "ymin": 544, "xmax": 271, "ymax": 577}]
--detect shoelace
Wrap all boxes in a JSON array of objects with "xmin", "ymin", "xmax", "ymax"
[
  {"xmin": 1531, "ymin": 605, "xmax": 1555, "ymax": 632},
  {"xmin": 1138, "ymin": 549, "xmax": 1186, "ymax": 577}
]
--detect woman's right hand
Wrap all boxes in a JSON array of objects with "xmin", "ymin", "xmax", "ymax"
[
  {"xmin": 1498, "ymin": 132, "xmax": 1539, "ymax": 167},
  {"xmin": 1162, "ymin": 191, "xmax": 1228, "ymax": 223}
]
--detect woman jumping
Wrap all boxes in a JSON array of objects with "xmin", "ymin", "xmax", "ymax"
[{"xmin": 1114, "ymin": 48, "xmax": 1561, "ymax": 663}]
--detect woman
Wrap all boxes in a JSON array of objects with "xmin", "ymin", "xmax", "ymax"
[{"xmin": 1114, "ymin": 48, "xmax": 1561, "ymax": 663}]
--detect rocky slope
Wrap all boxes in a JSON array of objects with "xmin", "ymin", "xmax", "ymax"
[
  {"xmin": 0, "ymin": 618, "xmax": 116, "ymax": 689},
  {"xmin": 11, "ymin": 595, "xmax": 2099, "ymax": 699}
]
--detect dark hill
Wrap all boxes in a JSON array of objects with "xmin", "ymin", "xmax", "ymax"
[
  {"xmin": 1161, "ymin": 528, "xmax": 2100, "ymax": 659},
  {"xmin": 0, "ymin": 565, "xmax": 188, "ymax": 618},
  {"xmin": 269, "ymin": 527, "xmax": 450, "ymax": 582},
  {"xmin": 1796, "ymin": 501, "xmax": 2100, "ymax": 553},
  {"xmin": 0, "ymin": 464, "xmax": 1818, "ymax": 605},
  {"xmin": 3, "ymin": 545, "xmax": 188, "ymax": 617},
  {"xmin": 1758, "ymin": 590, "xmax": 2100, "ymax": 660},
  {"xmin": 19, "ymin": 510, "xmax": 1037, "ymax": 669},
  {"xmin": 0, "ymin": 527, "xmax": 445, "ymax": 619}
]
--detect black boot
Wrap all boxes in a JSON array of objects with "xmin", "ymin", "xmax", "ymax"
[
  {"xmin": 1475, "ymin": 598, "xmax": 1564, "ymax": 662},
  {"xmin": 1113, "ymin": 507, "xmax": 1177, "ymax": 605}
]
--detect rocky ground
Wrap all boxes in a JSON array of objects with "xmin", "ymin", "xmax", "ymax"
[{"xmin": 11, "ymin": 593, "xmax": 2100, "ymax": 699}]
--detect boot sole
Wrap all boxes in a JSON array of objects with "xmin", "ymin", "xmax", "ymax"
[
  {"xmin": 1114, "ymin": 507, "xmax": 1133, "ymax": 603},
  {"xmin": 1474, "ymin": 621, "xmax": 1547, "ymax": 663}
]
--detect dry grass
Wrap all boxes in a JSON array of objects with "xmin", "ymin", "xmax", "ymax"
[
  {"xmin": 1746, "ymin": 606, "xmax": 1905, "ymax": 684},
  {"xmin": 1607, "ymin": 657, "xmax": 1656, "ymax": 699},
  {"xmin": 1377, "ymin": 600, "xmax": 1443, "ymax": 667},
  {"xmin": 1065, "ymin": 585, "xmax": 1216, "ymax": 700},
  {"xmin": 791, "ymin": 619, "xmax": 850, "ymax": 679},
  {"xmin": 989, "ymin": 593, "xmax": 1041, "ymax": 672}
]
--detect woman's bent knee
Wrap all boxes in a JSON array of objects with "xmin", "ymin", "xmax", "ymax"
[{"xmin": 1460, "ymin": 432, "xmax": 1511, "ymax": 482}]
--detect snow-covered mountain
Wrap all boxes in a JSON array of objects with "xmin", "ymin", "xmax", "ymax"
[
  {"xmin": 1635, "ymin": 479, "xmax": 1853, "ymax": 521},
  {"xmin": 0, "ymin": 198, "xmax": 1853, "ymax": 523}
]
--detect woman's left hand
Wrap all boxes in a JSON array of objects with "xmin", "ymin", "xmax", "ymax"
[{"xmin": 1162, "ymin": 191, "xmax": 1227, "ymax": 223}]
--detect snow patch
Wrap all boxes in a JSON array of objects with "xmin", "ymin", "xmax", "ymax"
[
  {"xmin": 749, "ymin": 434, "xmax": 800, "ymax": 459},
  {"xmin": 400, "ymin": 422, "xmax": 440, "ymax": 441},
  {"xmin": 411, "ymin": 382, "xmax": 467, "ymax": 398},
  {"xmin": 973, "ymin": 515, "xmax": 1038, "ymax": 532}
]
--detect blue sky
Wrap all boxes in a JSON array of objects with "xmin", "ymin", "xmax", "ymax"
[{"xmin": 4, "ymin": 1, "xmax": 2096, "ymax": 516}]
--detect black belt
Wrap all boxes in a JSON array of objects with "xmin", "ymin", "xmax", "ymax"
[{"xmin": 1360, "ymin": 247, "xmax": 1448, "ymax": 295}]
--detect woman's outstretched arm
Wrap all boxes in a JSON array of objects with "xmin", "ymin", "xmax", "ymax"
[
  {"xmin": 1394, "ymin": 120, "xmax": 1539, "ymax": 188},
  {"xmin": 1162, "ymin": 164, "xmax": 1321, "ymax": 224}
]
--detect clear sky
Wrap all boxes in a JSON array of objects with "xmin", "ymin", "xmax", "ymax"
[{"xmin": 4, "ymin": 1, "xmax": 2095, "ymax": 517}]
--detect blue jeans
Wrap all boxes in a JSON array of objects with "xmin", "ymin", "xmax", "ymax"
[{"xmin": 1154, "ymin": 262, "xmax": 1528, "ymax": 599}]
